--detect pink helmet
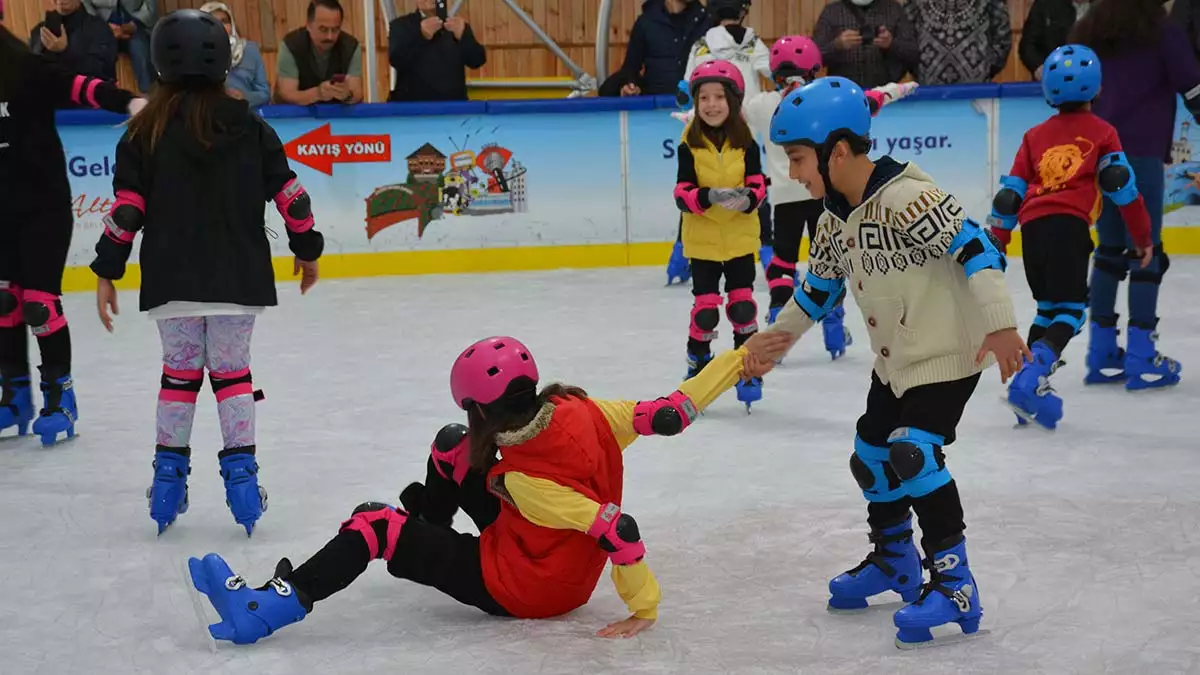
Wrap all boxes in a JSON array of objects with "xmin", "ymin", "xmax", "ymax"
[
  {"xmin": 770, "ymin": 36, "xmax": 822, "ymax": 77},
  {"xmin": 450, "ymin": 336, "xmax": 540, "ymax": 409},
  {"xmin": 689, "ymin": 60, "xmax": 745, "ymax": 101}
]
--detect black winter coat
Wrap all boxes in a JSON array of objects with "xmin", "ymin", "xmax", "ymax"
[
  {"xmin": 91, "ymin": 99, "xmax": 324, "ymax": 311},
  {"xmin": 609, "ymin": 0, "xmax": 710, "ymax": 96},
  {"xmin": 388, "ymin": 11, "xmax": 487, "ymax": 102},
  {"xmin": 1018, "ymin": 0, "xmax": 1082, "ymax": 76},
  {"xmin": 29, "ymin": 9, "xmax": 117, "ymax": 82}
]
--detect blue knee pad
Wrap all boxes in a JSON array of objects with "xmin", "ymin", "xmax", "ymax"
[
  {"xmin": 849, "ymin": 436, "xmax": 907, "ymax": 503},
  {"xmin": 1034, "ymin": 301, "xmax": 1087, "ymax": 335},
  {"xmin": 887, "ymin": 427, "xmax": 952, "ymax": 498}
]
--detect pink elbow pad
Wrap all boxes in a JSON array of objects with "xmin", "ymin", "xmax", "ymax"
[
  {"xmin": 273, "ymin": 179, "xmax": 315, "ymax": 233},
  {"xmin": 632, "ymin": 391, "xmax": 698, "ymax": 437},
  {"xmin": 588, "ymin": 503, "xmax": 645, "ymax": 566}
]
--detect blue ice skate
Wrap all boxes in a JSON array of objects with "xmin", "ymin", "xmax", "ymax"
[
  {"xmin": 893, "ymin": 537, "xmax": 983, "ymax": 648},
  {"xmin": 759, "ymin": 244, "xmax": 774, "ymax": 273},
  {"xmin": 1124, "ymin": 325, "xmax": 1182, "ymax": 391},
  {"xmin": 188, "ymin": 553, "xmax": 308, "ymax": 645},
  {"xmin": 31, "ymin": 372, "xmax": 77, "ymax": 446},
  {"xmin": 735, "ymin": 377, "xmax": 762, "ymax": 412},
  {"xmin": 0, "ymin": 375, "xmax": 33, "ymax": 438},
  {"xmin": 766, "ymin": 304, "xmax": 783, "ymax": 325},
  {"xmin": 1084, "ymin": 317, "xmax": 1127, "ymax": 385},
  {"xmin": 686, "ymin": 351, "xmax": 713, "ymax": 380},
  {"xmin": 1006, "ymin": 341, "xmax": 1063, "ymax": 430},
  {"xmin": 147, "ymin": 447, "xmax": 190, "ymax": 535},
  {"xmin": 829, "ymin": 516, "xmax": 923, "ymax": 610},
  {"xmin": 666, "ymin": 240, "xmax": 691, "ymax": 286},
  {"xmin": 822, "ymin": 306, "xmax": 853, "ymax": 360},
  {"xmin": 219, "ymin": 450, "xmax": 267, "ymax": 536}
]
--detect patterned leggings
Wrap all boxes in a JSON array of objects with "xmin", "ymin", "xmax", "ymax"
[{"xmin": 156, "ymin": 316, "xmax": 256, "ymax": 449}]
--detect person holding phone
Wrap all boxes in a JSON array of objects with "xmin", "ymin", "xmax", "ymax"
[
  {"xmin": 812, "ymin": 0, "xmax": 918, "ymax": 88},
  {"xmin": 387, "ymin": 0, "xmax": 487, "ymax": 102},
  {"xmin": 29, "ymin": 0, "xmax": 118, "ymax": 83},
  {"xmin": 275, "ymin": 0, "xmax": 363, "ymax": 105},
  {"xmin": 82, "ymin": 0, "xmax": 158, "ymax": 94}
]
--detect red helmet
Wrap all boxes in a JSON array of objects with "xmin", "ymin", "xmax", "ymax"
[
  {"xmin": 449, "ymin": 336, "xmax": 539, "ymax": 409},
  {"xmin": 689, "ymin": 60, "xmax": 746, "ymax": 101},
  {"xmin": 770, "ymin": 36, "xmax": 821, "ymax": 78}
]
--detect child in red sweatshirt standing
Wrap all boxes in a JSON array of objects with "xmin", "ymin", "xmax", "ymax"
[{"xmin": 989, "ymin": 45, "xmax": 1153, "ymax": 430}]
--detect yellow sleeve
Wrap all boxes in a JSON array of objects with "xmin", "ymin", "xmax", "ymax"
[
  {"xmin": 591, "ymin": 347, "xmax": 749, "ymax": 453},
  {"xmin": 504, "ymin": 472, "xmax": 661, "ymax": 620}
]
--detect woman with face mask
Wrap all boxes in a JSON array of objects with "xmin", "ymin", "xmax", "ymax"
[{"xmin": 199, "ymin": 2, "xmax": 270, "ymax": 107}]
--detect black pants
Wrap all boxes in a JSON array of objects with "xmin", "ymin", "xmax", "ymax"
[
  {"xmin": 0, "ymin": 209, "xmax": 74, "ymax": 381},
  {"xmin": 766, "ymin": 199, "xmax": 825, "ymax": 308},
  {"xmin": 855, "ymin": 371, "xmax": 980, "ymax": 553},
  {"xmin": 689, "ymin": 254, "xmax": 757, "ymax": 355},
  {"xmin": 287, "ymin": 457, "xmax": 510, "ymax": 617},
  {"xmin": 1021, "ymin": 214, "xmax": 1093, "ymax": 355}
]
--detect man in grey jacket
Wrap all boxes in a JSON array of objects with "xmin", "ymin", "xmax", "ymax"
[{"xmin": 83, "ymin": 0, "xmax": 156, "ymax": 93}]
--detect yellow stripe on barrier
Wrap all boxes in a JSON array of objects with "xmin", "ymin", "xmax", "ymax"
[{"xmin": 59, "ymin": 226, "xmax": 1200, "ymax": 294}]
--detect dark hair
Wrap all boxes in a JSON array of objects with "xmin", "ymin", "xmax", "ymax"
[
  {"xmin": 466, "ymin": 381, "xmax": 589, "ymax": 471},
  {"xmin": 1055, "ymin": 101, "xmax": 1089, "ymax": 113},
  {"xmin": 685, "ymin": 85, "xmax": 755, "ymax": 151},
  {"xmin": 1069, "ymin": 0, "xmax": 1165, "ymax": 59},
  {"xmin": 0, "ymin": 23, "xmax": 29, "ymax": 100},
  {"xmin": 307, "ymin": 0, "xmax": 343, "ymax": 21},
  {"xmin": 126, "ymin": 79, "xmax": 230, "ymax": 152}
]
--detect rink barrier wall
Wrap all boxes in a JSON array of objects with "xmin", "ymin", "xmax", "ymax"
[{"xmin": 54, "ymin": 84, "xmax": 1200, "ymax": 293}]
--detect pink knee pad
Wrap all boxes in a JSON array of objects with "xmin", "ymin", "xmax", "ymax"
[
  {"xmin": 632, "ymin": 391, "xmax": 698, "ymax": 436},
  {"xmin": 210, "ymin": 368, "xmax": 263, "ymax": 403},
  {"xmin": 0, "ymin": 281, "xmax": 22, "ymax": 328},
  {"xmin": 690, "ymin": 293, "xmax": 723, "ymax": 342},
  {"xmin": 160, "ymin": 366, "xmax": 204, "ymax": 404},
  {"xmin": 725, "ymin": 288, "xmax": 758, "ymax": 335},
  {"xmin": 340, "ymin": 504, "xmax": 408, "ymax": 561},
  {"xmin": 588, "ymin": 503, "xmax": 646, "ymax": 566},
  {"xmin": 431, "ymin": 425, "xmax": 471, "ymax": 485},
  {"xmin": 22, "ymin": 290, "xmax": 67, "ymax": 337}
]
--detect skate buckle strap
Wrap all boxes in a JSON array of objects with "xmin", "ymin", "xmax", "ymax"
[
  {"xmin": 847, "ymin": 526, "xmax": 913, "ymax": 578},
  {"xmin": 918, "ymin": 554, "xmax": 972, "ymax": 612}
]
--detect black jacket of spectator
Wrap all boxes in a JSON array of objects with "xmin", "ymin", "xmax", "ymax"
[
  {"xmin": 29, "ymin": 8, "xmax": 117, "ymax": 82},
  {"xmin": 602, "ymin": 0, "xmax": 710, "ymax": 96},
  {"xmin": 388, "ymin": 11, "xmax": 486, "ymax": 102},
  {"xmin": 1018, "ymin": 0, "xmax": 1083, "ymax": 76},
  {"xmin": 1171, "ymin": 0, "xmax": 1200, "ymax": 61},
  {"xmin": 282, "ymin": 27, "xmax": 360, "ymax": 92},
  {"xmin": 813, "ymin": 0, "xmax": 919, "ymax": 89}
]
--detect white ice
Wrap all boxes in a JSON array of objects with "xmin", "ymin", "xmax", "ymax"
[{"xmin": 2, "ymin": 259, "xmax": 1199, "ymax": 675}]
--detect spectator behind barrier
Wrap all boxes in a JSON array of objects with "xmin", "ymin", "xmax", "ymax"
[
  {"xmin": 812, "ymin": 0, "xmax": 918, "ymax": 89},
  {"xmin": 1170, "ymin": 0, "xmax": 1200, "ymax": 60},
  {"xmin": 683, "ymin": 0, "xmax": 771, "ymax": 100},
  {"xmin": 29, "ymin": 0, "xmax": 117, "ymax": 83},
  {"xmin": 600, "ymin": 0, "xmax": 710, "ymax": 97},
  {"xmin": 83, "ymin": 0, "xmax": 155, "ymax": 94},
  {"xmin": 387, "ymin": 0, "xmax": 486, "ymax": 102},
  {"xmin": 905, "ymin": 0, "xmax": 1012, "ymax": 84},
  {"xmin": 1019, "ymin": 0, "xmax": 1092, "ymax": 80},
  {"xmin": 200, "ymin": 2, "xmax": 270, "ymax": 107},
  {"xmin": 276, "ymin": 0, "xmax": 363, "ymax": 105}
]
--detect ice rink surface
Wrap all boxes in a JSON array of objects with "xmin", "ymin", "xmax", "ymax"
[{"xmin": 1, "ymin": 259, "xmax": 1198, "ymax": 675}]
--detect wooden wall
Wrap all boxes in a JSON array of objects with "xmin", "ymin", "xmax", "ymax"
[{"xmin": 3, "ymin": 0, "xmax": 1039, "ymax": 100}]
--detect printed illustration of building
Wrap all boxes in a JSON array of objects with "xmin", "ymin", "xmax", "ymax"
[
  {"xmin": 509, "ymin": 160, "xmax": 528, "ymax": 213},
  {"xmin": 1172, "ymin": 121, "xmax": 1192, "ymax": 165},
  {"xmin": 407, "ymin": 143, "xmax": 447, "ymax": 181}
]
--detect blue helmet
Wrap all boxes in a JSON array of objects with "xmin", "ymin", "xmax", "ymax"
[
  {"xmin": 769, "ymin": 76, "xmax": 872, "ymax": 148},
  {"xmin": 1041, "ymin": 44, "xmax": 1102, "ymax": 107}
]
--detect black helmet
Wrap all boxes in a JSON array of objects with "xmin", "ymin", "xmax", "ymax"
[
  {"xmin": 707, "ymin": 0, "xmax": 749, "ymax": 21},
  {"xmin": 151, "ymin": 9, "xmax": 231, "ymax": 84}
]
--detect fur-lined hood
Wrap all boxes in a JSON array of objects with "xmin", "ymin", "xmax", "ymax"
[{"xmin": 493, "ymin": 398, "xmax": 603, "ymax": 482}]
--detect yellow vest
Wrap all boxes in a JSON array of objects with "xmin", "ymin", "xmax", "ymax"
[{"xmin": 680, "ymin": 127, "xmax": 761, "ymax": 263}]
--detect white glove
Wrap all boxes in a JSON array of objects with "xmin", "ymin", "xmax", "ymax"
[
  {"xmin": 127, "ymin": 97, "xmax": 148, "ymax": 116},
  {"xmin": 710, "ymin": 187, "xmax": 751, "ymax": 212},
  {"xmin": 870, "ymin": 82, "xmax": 919, "ymax": 107},
  {"xmin": 671, "ymin": 108, "xmax": 695, "ymax": 124}
]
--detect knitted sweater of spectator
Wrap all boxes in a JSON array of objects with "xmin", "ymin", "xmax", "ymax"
[
  {"xmin": 812, "ymin": 0, "xmax": 919, "ymax": 89},
  {"xmin": 904, "ymin": 0, "xmax": 1012, "ymax": 85}
]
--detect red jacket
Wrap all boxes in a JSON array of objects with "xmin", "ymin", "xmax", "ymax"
[
  {"xmin": 480, "ymin": 396, "xmax": 624, "ymax": 619},
  {"xmin": 1008, "ymin": 110, "xmax": 1152, "ymax": 249}
]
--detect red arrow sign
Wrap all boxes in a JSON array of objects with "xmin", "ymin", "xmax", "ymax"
[{"xmin": 283, "ymin": 123, "xmax": 391, "ymax": 175}]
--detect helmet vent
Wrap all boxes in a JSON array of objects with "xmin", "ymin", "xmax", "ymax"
[
  {"xmin": 463, "ymin": 348, "xmax": 476, "ymax": 358},
  {"xmin": 492, "ymin": 341, "xmax": 506, "ymax": 349},
  {"xmin": 830, "ymin": 80, "xmax": 842, "ymax": 88},
  {"xmin": 486, "ymin": 366, "xmax": 500, "ymax": 376},
  {"xmin": 520, "ymin": 353, "xmax": 530, "ymax": 361}
]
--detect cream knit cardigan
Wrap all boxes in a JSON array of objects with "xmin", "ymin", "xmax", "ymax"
[{"xmin": 768, "ymin": 162, "xmax": 1018, "ymax": 396}]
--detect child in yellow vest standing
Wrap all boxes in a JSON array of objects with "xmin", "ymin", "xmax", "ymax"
[{"xmin": 673, "ymin": 60, "xmax": 768, "ymax": 411}]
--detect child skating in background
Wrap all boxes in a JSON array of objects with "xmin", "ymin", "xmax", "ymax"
[
  {"xmin": 186, "ymin": 333, "xmax": 790, "ymax": 645},
  {"xmin": 988, "ymin": 45, "xmax": 1154, "ymax": 430},
  {"xmin": 743, "ymin": 34, "xmax": 919, "ymax": 359},
  {"xmin": 766, "ymin": 77, "xmax": 1028, "ymax": 648},
  {"xmin": 673, "ymin": 60, "xmax": 768, "ymax": 410},
  {"xmin": 89, "ymin": 10, "xmax": 324, "ymax": 535}
]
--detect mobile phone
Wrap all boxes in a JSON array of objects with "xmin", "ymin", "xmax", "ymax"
[
  {"xmin": 436, "ymin": 0, "xmax": 448, "ymax": 21},
  {"xmin": 44, "ymin": 11, "xmax": 63, "ymax": 37},
  {"xmin": 331, "ymin": 74, "xmax": 346, "ymax": 84}
]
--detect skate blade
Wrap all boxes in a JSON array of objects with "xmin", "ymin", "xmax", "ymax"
[
  {"xmin": 999, "ymin": 396, "xmax": 1056, "ymax": 432},
  {"xmin": 182, "ymin": 558, "xmax": 220, "ymax": 653},
  {"xmin": 895, "ymin": 627, "xmax": 990, "ymax": 650},
  {"xmin": 37, "ymin": 430, "xmax": 81, "ymax": 447},
  {"xmin": 826, "ymin": 599, "xmax": 908, "ymax": 614}
]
